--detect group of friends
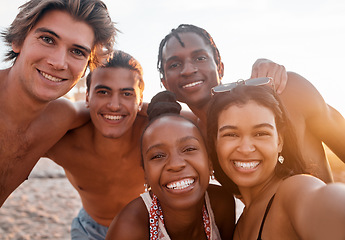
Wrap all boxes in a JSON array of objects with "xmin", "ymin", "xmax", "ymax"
[{"xmin": 1, "ymin": 0, "xmax": 345, "ymax": 239}]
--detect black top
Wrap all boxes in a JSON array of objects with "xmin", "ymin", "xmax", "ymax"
[{"xmin": 257, "ymin": 194, "xmax": 276, "ymax": 240}]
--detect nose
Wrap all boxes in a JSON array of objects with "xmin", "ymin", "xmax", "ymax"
[
  {"xmin": 236, "ymin": 137, "xmax": 256, "ymax": 154},
  {"xmin": 180, "ymin": 60, "xmax": 197, "ymax": 76},
  {"xmin": 47, "ymin": 48, "xmax": 68, "ymax": 70},
  {"xmin": 107, "ymin": 94, "xmax": 121, "ymax": 110},
  {"xmin": 166, "ymin": 152, "xmax": 186, "ymax": 172}
]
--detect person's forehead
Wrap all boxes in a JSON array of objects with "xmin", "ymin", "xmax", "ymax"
[
  {"xmin": 33, "ymin": 9, "xmax": 95, "ymax": 49},
  {"xmin": 163, "ymin": 32, "xmax": 212, "ymax": 58},
  {"xmin": 145, "ymin": 116, "xmax": 201, "ymax": 141},
  {"xmin": 92, "ymin": 67, "xmax": 140, "ymax": 86}
]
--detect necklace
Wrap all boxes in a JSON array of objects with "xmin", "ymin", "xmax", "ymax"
[{"xmin": 149, "ymin": 193, "xmax": 211, "ymax": 239}]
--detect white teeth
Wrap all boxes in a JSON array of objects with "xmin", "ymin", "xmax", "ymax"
[
  {"xmin": 233, "ymin": 161, "xmax": 260, "ymax": 170},
  {"xmin": 41, "ymin": 71, "xmax": 63, "ymax": 82},
  {"xmin": 103, "ymin": 115, "xmax": 123, "ymax": 121},
  {"xmin": 166, "ymin": 178, "xmax": 194, "ymax": 190},
  {"xmin": 182, "ymin": 81, "xmax": 203, "ymax": 88}
]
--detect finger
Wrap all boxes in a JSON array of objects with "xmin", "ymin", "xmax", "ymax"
[{"xmin": 275, "ymin": 66, "xmax": 287, "ymax": 94}]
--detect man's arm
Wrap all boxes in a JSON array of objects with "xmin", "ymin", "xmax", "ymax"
[
  {"xmin": 284, "ymin": 72, "xmax": 345, "ymax": 163},
  {"xmin": 308, "ymin": 101, "xmax": 345, "ymax": 162},
  {"xmin": 48, "ymin": 98, "xmax": 90, "ymax": 130}
]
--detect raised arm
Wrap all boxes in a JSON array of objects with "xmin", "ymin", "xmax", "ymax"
[
  {"xmin": 281, "ymin": 175, "xmax": 345, "ymax": 240},
  {"xmin": 284, "ymin": 72, "xmax": 345, "ymax": 163},
  {"xmin": 311, "ymin": 103, "xmax": 345, "ymax": 162},
  {"xmin": 251, "ymin": 58, "xmax": 288, "ymax": 94}
]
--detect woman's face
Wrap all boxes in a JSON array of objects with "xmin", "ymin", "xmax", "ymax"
[
  {"xmin": 215, "ymin": 101, "xmax": 283, "ymax": 190},
  {"xmin": 142, "ymin": 116, "xmax": 210, "ymax": 210}
]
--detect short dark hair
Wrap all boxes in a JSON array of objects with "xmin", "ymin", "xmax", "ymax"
[
  {"xmin": 207, "ymin": 85, "xmax": 307, "ymax": 194},
  {"xmin": 86, "ymin": 50, "xmax": 144, "ymax": 95},
  {"xmin": 157, "ymin": 24, "xmax": 222, "ymax": 79},
  {"xmin": 2, "ymin": 0, "xmax": 117, "ymax": 70}
]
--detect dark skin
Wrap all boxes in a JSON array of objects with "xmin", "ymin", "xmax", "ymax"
[
  {"xmin": 106, "ymin": 185, "xmax": 235, "ymax": 240},
  {"xmin": 160, "ymin": 32, "xmax": 345, "ymax": 183},
  {"xmin": 106, "ymin": 116, "xmax": 235, "ymax": 240}
]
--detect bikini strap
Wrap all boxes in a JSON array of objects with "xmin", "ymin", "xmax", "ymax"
[{"xmin": 257, "ymin": 194, "xmax": 276, "ymax": 240}]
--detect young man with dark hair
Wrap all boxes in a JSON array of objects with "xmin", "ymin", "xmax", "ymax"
[{"xmin": 46, "ymin": 50, "xmax": 148, "ymax": 239}]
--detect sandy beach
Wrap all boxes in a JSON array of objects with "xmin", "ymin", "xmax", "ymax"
[
  {"xmin": 1, "ymin": 150, "xmax": 344, "ymax": 240},
  {"xmin": 0, "ymin": 158, "xmax": 81, "ymax": 240}
]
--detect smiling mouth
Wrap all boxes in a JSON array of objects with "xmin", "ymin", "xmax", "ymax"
[
  {"xmin": 182, "ymin": 81, "xmax": 203, "ymax": 89},
  {"xmin": 166, "ymin": 178, "xmax": 195, "ymax": 190},
  {"xmin": 103, "ymin": 114, "xmax": 124, "ymax": 121},
  {"xmin": 233, "ymin": 161, "xmax": 260, "ymax": 170},
  {"xmin": 40, "ymin": 71, "xmax": 63, "ymax": 82}
]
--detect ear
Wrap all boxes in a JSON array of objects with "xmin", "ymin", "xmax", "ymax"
[
  {"xmin": 160, "ymin": 75, "xmax": 168, "ymax": 90},
  {"xmin": 12, "ymin": 41, "xmax": 21, "ymax": 54},
  {"xmin": 218, "ymin": 61, "xmax": 224, "ymax": 80},
  {"xmin": 277, "ymin": 133, "xmax": 284, "ymax": 153},
  {"xmin": 85, "ymin": 91, "xmax": 90, "ymax": 108}
]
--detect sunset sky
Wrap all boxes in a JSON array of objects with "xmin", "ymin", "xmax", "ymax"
[{"xmin": 1, "ymin": 0, "xmax": 344, "ymax": 115}]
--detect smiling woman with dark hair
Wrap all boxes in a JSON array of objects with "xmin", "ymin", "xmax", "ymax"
[
  {"xmin": 207, "ymin": 83, "xmax": 345, "ymax": 240},
  {"xmin": 106, "ymin": 91, "xmax": 235, "ymax": 240}
]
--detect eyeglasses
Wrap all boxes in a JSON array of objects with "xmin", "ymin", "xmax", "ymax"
[{"xmin": 211, "ymin": 77, "xmax": 273, "ymax": 95}]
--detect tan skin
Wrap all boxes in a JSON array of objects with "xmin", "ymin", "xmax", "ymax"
[
  {"xmin": 0, "ymin": 10, "xmax": 93, "ymax": 207},
  {"xmin": 215, "ymin": 101, "xmax": 345, "ymax": 240},
  {"xmin": 161, "ymin": 32, "xmax": 345, "ymax": 183},
  {"xmin": 46, "ymin": 67, "xmax": 148, "ymax": 226},
  {"xmin": 106, "ymin": 116, "xmax": 235, "ymax": 240}
]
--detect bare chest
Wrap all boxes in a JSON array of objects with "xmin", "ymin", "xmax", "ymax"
[{"xmin": 0, "ymin": 126, "xmax": 61, "ymax": 203}]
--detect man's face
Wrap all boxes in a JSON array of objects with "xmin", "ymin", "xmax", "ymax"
[
  {"xmin": 86, "ymin": 67, "xmax": 143, "ymax": 139},
  {"xmin": 12, "ymin": 10, "xmax": 94, "ymax": 102},
  {"xmin": 161, "ymin": 32, "xmax": 222, "ymax": 109}
]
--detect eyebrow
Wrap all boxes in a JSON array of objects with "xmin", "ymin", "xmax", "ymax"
[
  {"xmin": 35, "ymin": 27, "xmax": 92, "ymax": 54},
  {"xmin": 164, "ymin": 49, "xmax": 209, "ymax": 64},
  {"xmin": 94, "ymin": 85, "xmax": 135, "ymax": 92},
  {"xmin": 145, "ymin": 135, "xmax": 200, "ymax": 154},
  {"xmin": 94, "ymin": 85, "xmax": 112, "ymax": 91},
  {"xmin": 218, "ymin": 123, "xmax": 274, "ymax": 132},
  {"xmin": 120, "ymin": 87, "xmax": 135, "ymax": 92}
]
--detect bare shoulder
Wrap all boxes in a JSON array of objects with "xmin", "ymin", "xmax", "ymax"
[
  {"xmin": 277, "ymin": 174, "xmax": 325, "ymax": 196},
  {"xmin": 44, "ymin": 98, "xmax": 90, "ymax": 130},
  {"xmin": 106, "ymin": 197, "xmax": 149, "ymax": 240},
  {"xmin": 276, "ymin": 175, "xmax": 345, "ymax": 239}
]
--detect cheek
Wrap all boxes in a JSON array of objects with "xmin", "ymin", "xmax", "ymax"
[
  {"xmin": 72, "ymin": 60, "xmax": 88, "ymax": 79},
  {"xmin": 144, "ymin": 162, "xmax": 161, "ymax": 185},
  {"xmin": 216, "ymin": 140, "xmax": 229, "ymax": 160}
]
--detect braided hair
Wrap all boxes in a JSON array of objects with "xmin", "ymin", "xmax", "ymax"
[{"xmin": 157, "ymin": 24, "xmax": 222, "ymax": 79}]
